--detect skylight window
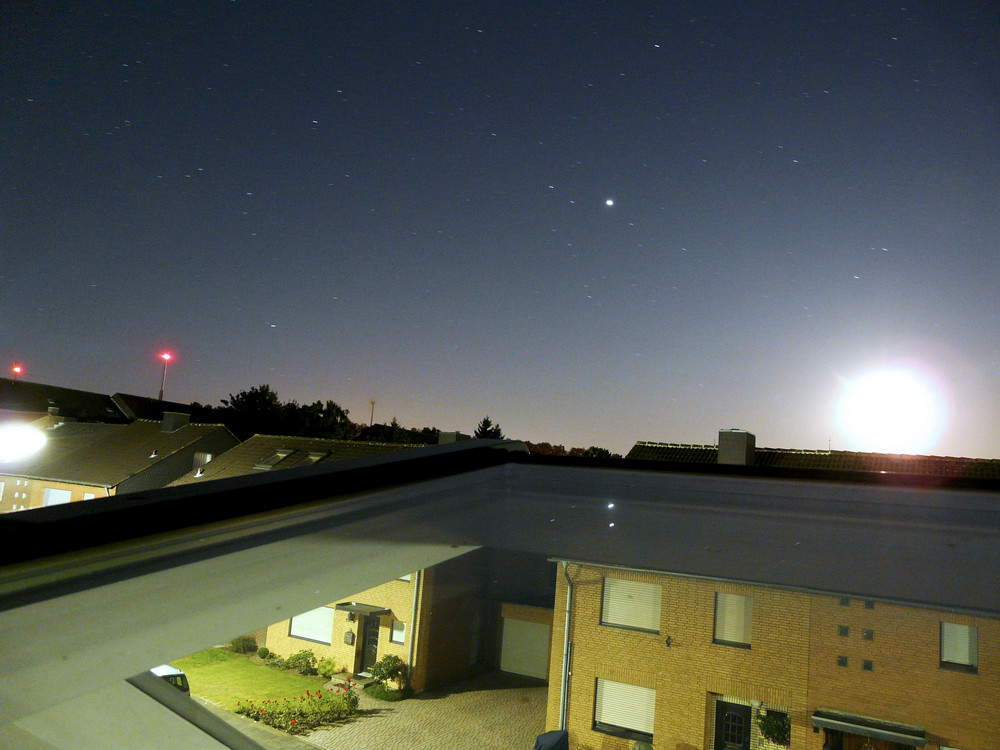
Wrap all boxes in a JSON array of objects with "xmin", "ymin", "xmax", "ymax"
[{"xmin": 253, "ymin": 449, "xmax": 292, "ymax": 470}]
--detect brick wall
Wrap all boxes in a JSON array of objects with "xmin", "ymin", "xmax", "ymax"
[
  {"xmin": 809, "ymin": 595, "xmax": 999, "ymax": 749},
  {"xmin": 0, "ymin": 475, "xmax": 110, "ymax": 512},
  {"xmin": 264, "ymin": 575, "xmax": 417, "ymax": 681},
  {"xmin": 546, "ymin": 563, "xmax": 998, "ymax": 750}
]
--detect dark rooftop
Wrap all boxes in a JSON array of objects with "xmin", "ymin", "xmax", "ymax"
[{"xmin": 628, "ymin": 440, "xmax": 1000, "ymax": 480}]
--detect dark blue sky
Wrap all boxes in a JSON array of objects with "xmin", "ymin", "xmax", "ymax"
[{"xmin": 4, "ymin": 1, "xmax": 999, "ymax": 456}]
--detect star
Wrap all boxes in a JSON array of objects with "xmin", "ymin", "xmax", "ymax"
[{"xmin": 605, "ymin": 199, "xmax": 614, "ymax": 206}]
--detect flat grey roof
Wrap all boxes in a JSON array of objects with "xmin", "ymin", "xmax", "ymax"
[{"xmin": 2, "ymin": 441, "xmax": 999, "ymax": 748}]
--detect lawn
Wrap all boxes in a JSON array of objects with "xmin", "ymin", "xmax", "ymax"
[{"xmin": 172, "ymin": 648, "xmax": 330, "ymax": 710}]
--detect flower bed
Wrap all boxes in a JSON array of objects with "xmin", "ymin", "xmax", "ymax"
[{"xmin": 235, "ymin": 681, "xmax": 359, "ymax": 735}]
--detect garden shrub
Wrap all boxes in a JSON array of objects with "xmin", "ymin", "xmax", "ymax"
[
  {"xmin": 757, "ymin": 710, "xmax": 791, "ymax": 746},
  {"xmin": 235, "ymin": 682, "xmax": 360, "ymax": 735},
  {"xmin": 366, "ymin": 681, "xmax": 413, "ymax": 702},
  {"xmin": 228, "ymin": 634, "xmax": 257, "ymax": 654},
  {"xmin": 256, "ymin": 646, "xmax": 270, "ymax": 659},
  {"xmin": 370, "ymin": 654, "xmax": 406, "ymax": 687},
  {"xmin": 317, "ymin": 658, "xmax": 338, "ymax": 679},
  {"xmin": 285, "ymin": 649, "xmax": 318, "ymax": 675}
]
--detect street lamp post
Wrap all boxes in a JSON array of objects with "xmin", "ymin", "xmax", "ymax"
[{"xmin": 158, "ymin": 352, "xmax": 172, "ymax": 400}]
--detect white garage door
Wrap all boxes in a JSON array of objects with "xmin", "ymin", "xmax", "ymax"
[{"xmin": 500, "ymin": 617, "xmax": 550, "ymax": 680}]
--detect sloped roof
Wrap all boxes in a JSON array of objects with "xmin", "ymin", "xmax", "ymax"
[
  {"xmin": 111, "ymin": 393, "xmax": 200, "ymax": 421},
  {"xmin": 0, "ymin": 378, "xmax": 127, "ymax": 423},
  {"xmin": 3, "ymin": 420, "xmax": 234, "ymax": 488},
  {"xmin": 171, "ymin": 433, "xmax": 421, "ymax": 485},
  {"xmin": 627, "ymin": 441, "xmax": 1000, "ymax": 480}
]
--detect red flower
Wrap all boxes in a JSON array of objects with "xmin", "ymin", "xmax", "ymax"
[{"xmin": 290, "ymin": 720, "xmax": 296, "ymax": 725}]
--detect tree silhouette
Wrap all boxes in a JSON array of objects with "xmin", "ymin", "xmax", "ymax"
[{"xmin": 474, "ymin": 416, "xmax": 505, "ymax": 439}]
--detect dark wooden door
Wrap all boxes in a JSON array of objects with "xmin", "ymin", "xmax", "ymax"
[
  {"xmin": 714, "ymin": 701, "xmax": 751, "ymax": 750},
  {"xmin": 361, "ymin": 615, "xmax": 380, "ymax": 672}
]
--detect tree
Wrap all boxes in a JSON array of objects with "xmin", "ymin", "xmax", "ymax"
[
  {"xmin": 474, "ymin": 416, "xmax": 505, "ymax": 439},
  {"xmin": 213, "ymin": 385, "xmax": 359, "ymax": 440},
  {"xmin": 220, "ymin": 384, "xmax": 284, "ymax": 438},
  {"xmin": 581, "ymin": 446, "xmax": 613, "ymax": 459}
]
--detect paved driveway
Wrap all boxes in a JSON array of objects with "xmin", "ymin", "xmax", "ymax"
[{"xmin": 304, "ymin": 672, "xmax": 548, "ymax": 750}]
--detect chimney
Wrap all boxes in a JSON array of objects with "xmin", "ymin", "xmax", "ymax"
[
  {"xmin": 718, "ymin": 429, "xmax": 755, "ymax": 466},
  {"xmin": 162, "ymin": 412, "xmax": 191, "ymax": 432},
  {"xmin": 437, "ymin": 431, "xmax": 470, "ymax": 444}
]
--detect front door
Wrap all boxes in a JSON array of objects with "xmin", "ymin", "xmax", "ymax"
[
  {"xmin": 844, "ymin": 735, "xmax": 904, "ymax": 750},
  {"xmin": 361, "ymin": 615, "xmax": 380, "ymax": 673},
  {"xmin": 714, "ymin": 701, "xmax": 751, "ymax": 750}
]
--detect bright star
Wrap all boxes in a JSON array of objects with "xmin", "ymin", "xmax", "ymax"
[{"xmin": 605, "ymin": 199, "xmax": 614, "ymax": 206}]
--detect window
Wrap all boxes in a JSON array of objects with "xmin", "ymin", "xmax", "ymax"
[
  {"xmin": 289, "ymin": 606, "xmax": 336, "ymax": 644},
  {"xmin": 253, "ymin": 449, "xmax": 292, "ymax": 470},
  {"xmin": 713, "ymin": 592, "xmax": 752, "ymax": 647},
  {"xmin": 193, "ymin": 451, "xmax": 213, "ymax": 467},
  {"xmin": 838, "ymin": 625, "xmax": 849, "ymax": 637},
  {"xmin": 83, "ymin": 492, "xmax": 95, "ymax": 500},
  {"xmin": 600, "ymin": 577, "xmax": 661, "ymax": 632},
  {"xmin": 940, "ymin": 622, "xmax": 978, "ymax": 671},
  {"xmin": 42, "ymin": 488, "xmax": 72, "ymax": 506},
  {"xmin": 593, "ymin": 678, "xmax": 655, "ymax": 742},
  {"xmin": 391, "ymin": 620, "xmax": 406, "ymax": 644}
]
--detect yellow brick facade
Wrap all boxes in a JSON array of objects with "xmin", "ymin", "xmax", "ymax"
[
  {"xmin": 263, "ymin": 549, "xmax": 497, "ymax": 693},
  {"xmin": 808, "ymin": 597, "xmax": 998, "ymax": 750},
  {"xmin": 546, "ymin": 563, "xmax": 999, "ymax": 750},
  {"xmin": 265, "ymin": 575, "xmax": 418, "ymax": 685},
  {"xmin": 0, "ymin": 475, "xmax": 111, "ymax": 512}
]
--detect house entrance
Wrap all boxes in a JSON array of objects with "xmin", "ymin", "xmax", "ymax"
[
  {"xmin": 360, "ymin": 615, "xmax": 380, "ymax": 673},
  {"xmin": 843, "ymin": 735, "xmax": 904, "ymax": 750},
  {"xmin": 714, "ymin": 701, "xmax": 751, "ymax": 750}
]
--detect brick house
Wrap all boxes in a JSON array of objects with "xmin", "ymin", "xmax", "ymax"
[
  {"xmin": 172, "ymin": 435, "xmax": 557, "ymax": 691},
  {"xmin": 0, "ymin": 413, "xmax": 237, "ymax": 512},
  {"xmin": 4, "ymin": 437, "xmax": 999, "ymax": 749},
  {"xmin": 544, "ymin": 431, "xmax": 999, "ymax": 750}
]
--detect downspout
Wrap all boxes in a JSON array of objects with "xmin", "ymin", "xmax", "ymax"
[
  {"xmin": 559, "ymin": 561, "xmax": 574, "ymax": 730},
  {"xmin": 407, "ymin": 570, "xmax": 421, "ymax": 684}
]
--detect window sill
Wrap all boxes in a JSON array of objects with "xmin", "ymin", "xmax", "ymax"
[
  {"xmin": 940, "ymin": 661, "xmax": 977, "ymax": 674},
  {"xmin": 713, "ymin": 638, "xmax": 751, "ymax": 649},
  {"xmin": 599, "ymin": 621, "xmax": 660, "ymax": 635},
  {"xmin": 593, "ymin": 722, "xmax": 653, "ymax": 743}
]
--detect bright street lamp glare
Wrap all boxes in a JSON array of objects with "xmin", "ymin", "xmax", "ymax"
[
  {"xmin": 836, "ymin": 368, "xmax": 945, "ymax": 454},
  {"xmin": 0, "ymin": 424, "xmax": 47, "ymax": 462},
  {"xmin": 160, "ymin": 352, "xmax": 172, "ymax": 361}
]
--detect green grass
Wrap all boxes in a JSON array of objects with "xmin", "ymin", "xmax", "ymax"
[{"xmin": 172, "ymin": 648, "xmax": 329, "ymax": 710}]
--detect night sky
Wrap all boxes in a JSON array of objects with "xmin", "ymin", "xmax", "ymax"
[{"xmin": 4, "ymin": 1, "xmax": 999, "ymax": 457}]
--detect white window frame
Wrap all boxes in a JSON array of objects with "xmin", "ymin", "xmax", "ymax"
[
  {"xmin": 289, "ymin": 606, "xmax": 336, "ymax": 644},
  {"xmin": 593, "ymin": 678, "xmax": 655, "ymax": 742},
  {"xmin": 940, "ymin": 622, "xmax": 977, "ymax": 671},
  {"xmin": 714, "ymin": 592, "xmax": 752, "ymax": 648},
  {"xmin": 600, "ymin": 577, "xmax": 661, "ymax": 633},
  {"xmin": 391, "ymin": 620, "xmax": 406, "ymax": 644}
]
